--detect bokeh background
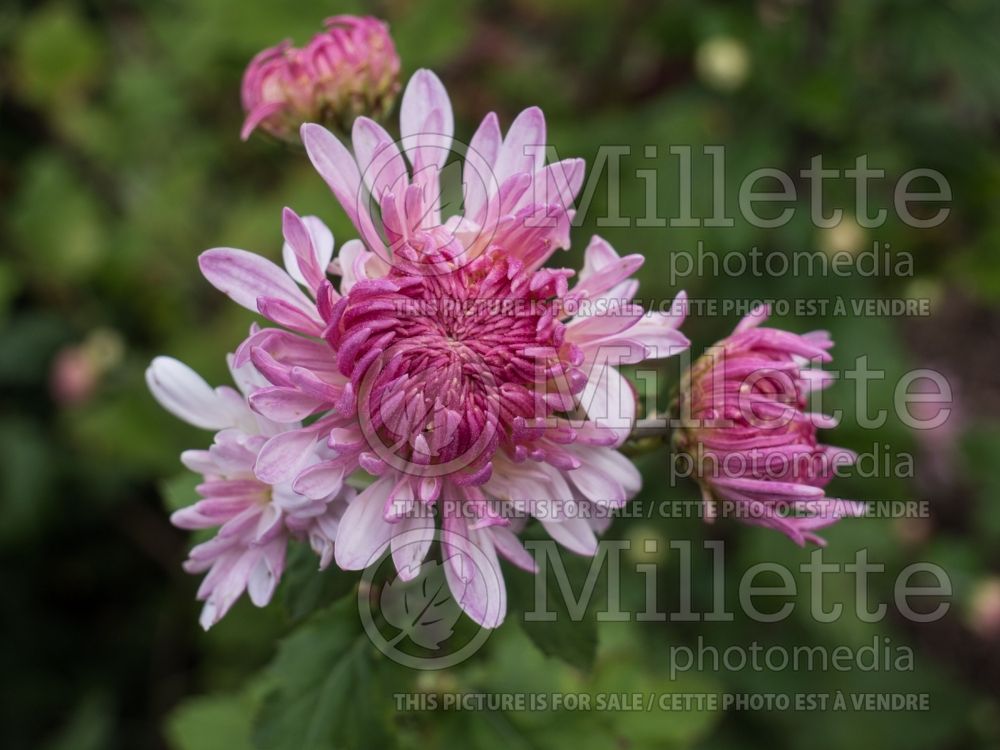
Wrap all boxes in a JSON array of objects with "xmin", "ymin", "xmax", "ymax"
[{"xmin": 3, "ymin": 0, "xmax": 1000, "ymax": 748}]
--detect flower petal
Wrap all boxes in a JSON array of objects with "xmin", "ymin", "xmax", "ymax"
[
  {"xmin": 442, "ymin": 514, "xmax": 506, "ymax": 628},
  {"xmin": 146, "ymin": 357, "xmax": 241, "ymax": 430},
  {"xmin": 391, "ymin": 512, "xmax": 435, "ymax": 581},
  {"xmin": 199, "ymin": 248, "xmax": 317, "ymax": 321},
  {"xmin": 399, "ymin": 69, "xmax": 453, "ymax": 171},
  {"xmin": 334, "ymin": 477, "xmax": 395, "ymax": 569},
  {"xmin": 496, "ymin": 106, "xmax": 546, "ymax": 183}
]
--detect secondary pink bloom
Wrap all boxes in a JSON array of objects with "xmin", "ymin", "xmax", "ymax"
[
  {"xmin": 674, "ymin": 305, "xmax": 864, "ymax": 545},
  {"xmin": 241, "ymin": 15, "xmax": 400, "ymax": 141},
  {"xmin": 197, "ymin": 70, "xmax": 689, "ymax": 627},
  {"xmin": 146, "ymin": 355, "xmax": 352, "ymax": 629}
]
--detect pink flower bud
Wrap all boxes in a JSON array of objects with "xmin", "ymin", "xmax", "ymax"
[
  {"xmin": 674, "ymin": 305, "xmax": 865, "ymax": 545},
  {"xmin": 240, "ymin": 16, "xmax": 401, "ymax": 142}
]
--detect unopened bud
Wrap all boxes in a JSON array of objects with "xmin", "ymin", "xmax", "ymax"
[{"xmin": 241, "ymin": 16, "xmax": 401, "ymax": 142}]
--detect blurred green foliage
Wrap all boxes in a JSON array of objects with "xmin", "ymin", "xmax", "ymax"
[{"xmin": 3, "ymin": 0, "xmax": 1000, "ymax": 748}]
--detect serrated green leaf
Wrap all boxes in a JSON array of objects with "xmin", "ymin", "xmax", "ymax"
[
  {"xmin": 253, "ymin": 600, "xmax": 393, "ymax": 750},
  {"xmin": 280, "ymin": 543, "xmax": 357, "ymax": 622},
  {"xmin": 506, "ymin": 550, "xmax": 601, "ymax": 671}
]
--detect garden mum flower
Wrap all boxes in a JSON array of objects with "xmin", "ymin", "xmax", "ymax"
[
  {"xmin": 241, "ymin": 15, "xmax": 400, "ymax": 141},
  {"xmin": 673, "ymin": 305, "xmax": 864, "ymax": 545},
  {"xmin": 194, "ymin": 69, "xmax": 689, "ymax": 627},
  {"xmin": 146, "ymin": 354, "xmax": 352, "ymax": 629}
]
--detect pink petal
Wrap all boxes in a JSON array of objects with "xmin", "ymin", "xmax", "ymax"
[
  {"xmin": 301, "ymin": 123, "xmax": 363, "ymax": 227},
  {"xmin": 254, "ymin": 427, "xmax": 319, "ymax": 484},
  {"xmin": 463, "ymin": 112, "xmax": 502, "ymax": 221},
  {"xmin": 247, "ymin": 541, "xmax": 286, "ymax": 606},
  {"xmin": 249, "ymin": 386, "xmax": 322, "ymax": 422},
  {"xmin": 334, "ymin": 477, "xmax": 395, "ymax": 569},
  {"xmin": 391, "ymin": 512, "xmax": 435, "ymax": 581},
  {"xmin": 516, "ymin": 158, "xmax": 585, "ymax": 214},
  {"xmin": 496, "ymin": 106, "xmax": 546, "ymax": 183},
  {"xmin": 542, "ymin": 516, "xmax": 598, "ymax": 556},
  {"xmin": 578, "ymin": 364, "xmax": 636, "ymax": 446},
  {"xmin": 289, "ymin": 216, "xmax": 335, "ymax": 285},
  {"xmin": 567, "ymin": 305, "xmax": 645, "ymax": 340},
  {"xmin": 734, "ymin": 303, "xmax": 771, "ymax": 333},
  {"xmin": 292, "ymin": 462, "xmax": 346, "ymax": 500},
  {"xmin": 399, "ymin": 69, "xmax": 454, "ymax": 171},
  {"xmin": 442, "ymin": 514, "xmax": 506, "ymax": 629},
  {"xmin": 302, "ymin": 124, "xmax": 387, "ymax": 257},
  {"xmin": 199, "ymin": 248, "xmax": 316, "ymax": 318},
  {"xmin": 352, "ymin": 116, "xmax": 409, "ymax": 202},
  {"xmin": 280, "ymin": 208, "xmax": 328, "ymax": 292},
  {"xmin": 487, "ymin": 526, "xmax": 539, "ymax": 573}
]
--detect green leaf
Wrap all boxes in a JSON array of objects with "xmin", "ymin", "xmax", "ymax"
[
  {"xmin": 280, "ymin": 543, "xmax": 357, "ymax": 623},
  {"xmin": 506, "ymin": 549, "xmax": 600, "ymax": 672},
  {"xmin": 167, "ymin": 692, "xmax": 257, "ymax": 750},
  {"xmin": 253, "ymin": 599, "xmax": 392, "ymax": 750}
]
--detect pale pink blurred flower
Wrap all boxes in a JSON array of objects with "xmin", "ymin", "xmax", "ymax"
[
  {"xmin": 968, "ymin": 577, "xmax": 1000, "ymax": 639},
  {"xmin": 196, "ymin": 69, "xmax": 690, "ymax": 627},
  {"xmin": 52, "ymin": 347, "xmax": 97, "ymax": 405},
  {"xmin": 146, "ymin": 355, "xmax": 353, "ymax": 629},
  {"xmin": 241, "ymin": 16, "xmax": 400, "ymax": 141},
  {"xmin": 51, "ymin": 328, "xmax": 124, "ymax": 406},
  {"xmin": 674, "ymin": 305, "xmax": 864, "ymax": 545}
]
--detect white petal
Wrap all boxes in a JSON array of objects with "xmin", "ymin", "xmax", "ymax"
[
  {"xmin": 334, "ymin": 477, "xmax": 395, "ymax": 570},
  {"xmin": 578, "ymin": 364, "xmax": 636, "ymax": 446},
  {"xmin": 146, "ymin": 357, "xmax": 237, "ymax": 430},
  {"xmin": 487, "ymin": 526, "xmax": 539, "ymax": 573},
  {"xmin": 391, "ymin": 512, "xmax": 435, "ymax": 581},
  {"xmin": 542, "ymin": 516, "xmax": 598, "ymax": 556}
]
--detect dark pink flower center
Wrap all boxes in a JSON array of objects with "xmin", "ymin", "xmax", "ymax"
[{"xmin": 325, "ymin": 250, "xmax": 582, "ymax": 482}]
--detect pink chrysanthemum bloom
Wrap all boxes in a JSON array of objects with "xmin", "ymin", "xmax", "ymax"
[
  {"xmin": 673, "ymin": 305, "xmax": 865, "ymax": 546},
  {"xmin": 241, "ymin": 15, "xmax": 400, "ymax": 141},
  {"xmin": 197, "ymin": 69, "xmax": 689, "ymax": 627},
  {"xmin": 146, "ymin": 355, "xmax": 352, "ymax": 629}
]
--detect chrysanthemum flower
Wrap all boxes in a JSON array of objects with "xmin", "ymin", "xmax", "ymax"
[
  {"xmin": 241, "ymin": 15, "xmax": 400, "ymax": 141},
  {"xmin": 146, "ymin": 355, "xmax": 352, "ymax": 629},
  {"xmin": 673, "ymin": 305, "xmax": 864, "ymax": 545},
  {"xmin": 196, "ymin": 69, "xmax": 689, "ymax": 627}
]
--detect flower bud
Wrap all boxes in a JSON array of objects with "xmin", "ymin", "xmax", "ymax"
[
  {"xmin": 674, "ymin": 305, "xmax": 864, "ymax": 545},
  {"xmin": 240, "ymin": 16, "xmax": 401, "ymax": 142}
]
